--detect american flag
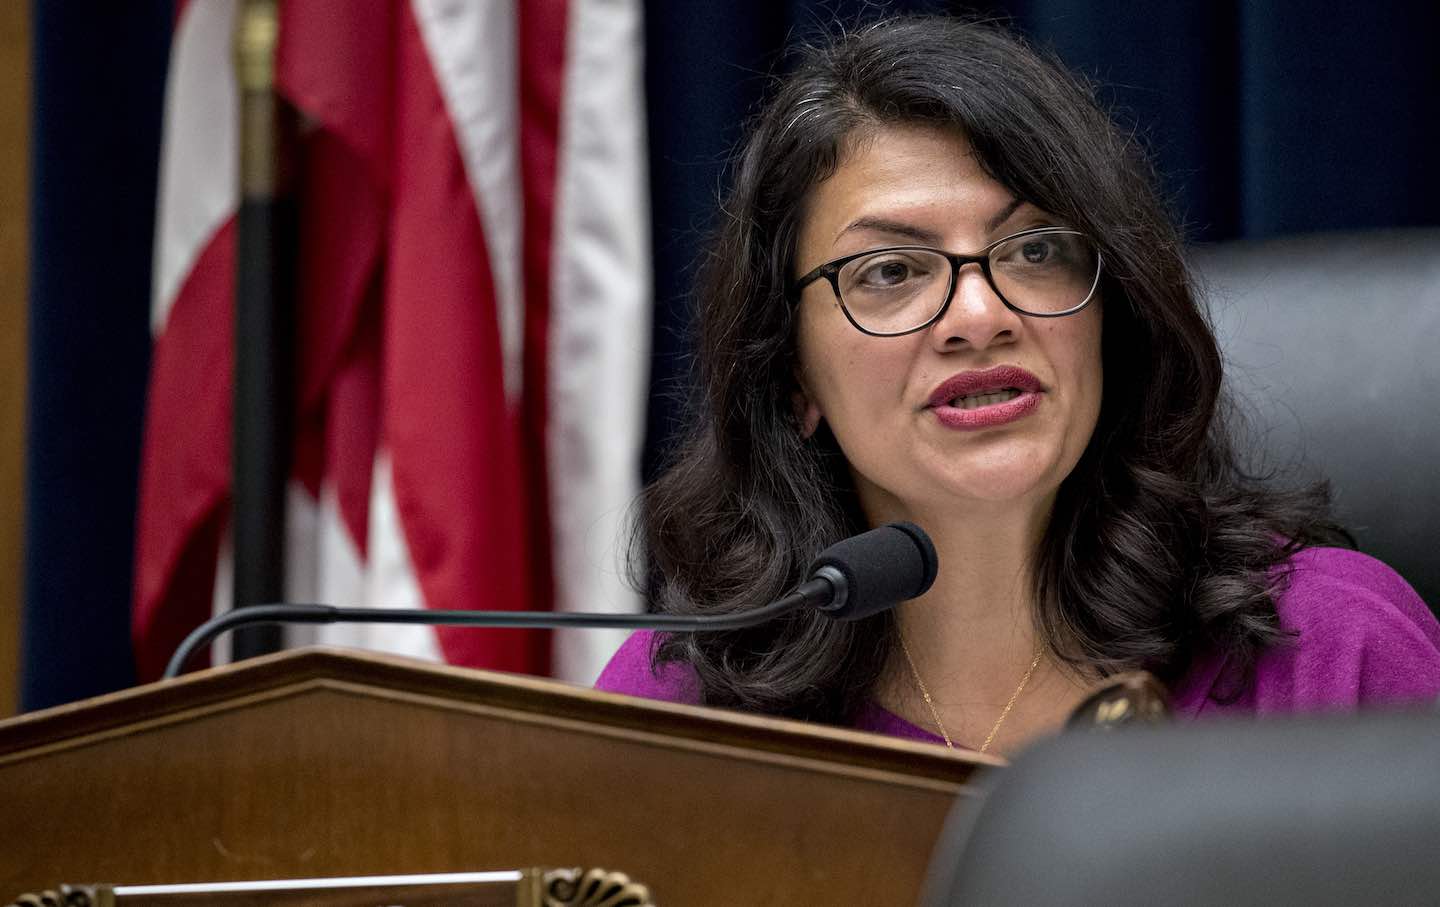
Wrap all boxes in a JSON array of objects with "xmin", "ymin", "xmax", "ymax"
[{"xmin": 134, "ymin": 0, "xmax": 649, "ymax": 682}]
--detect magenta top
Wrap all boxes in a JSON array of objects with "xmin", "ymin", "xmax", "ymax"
[{"xmin": 595, "ymin": 548, "xmax": 1440, "ymax": 747}]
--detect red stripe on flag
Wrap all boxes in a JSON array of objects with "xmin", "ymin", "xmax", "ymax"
[
  {"xmin": 520, "ymin": 0, "xmax": 569, "ymax": 656},
  {"xmin": 278, "ymin": 3, "xmax": 392, "ymax": 553},
  {"xmin": 385, "ymin": 2, "xmax": 540, "ymax": 672},
  {"xmin": 286, "ymin": 131, "xmax": 387, "ymax": 551},
  {"xmin": 133, "ymin": 217, "xmax": 237, "ymax": 680},
  {"xmin": 321, "ymin": 287, "xmax": 382, "ymax": 556},
  {"xmin": 277, "ymin": 2, "xmax": 392, "ymax": 184}
]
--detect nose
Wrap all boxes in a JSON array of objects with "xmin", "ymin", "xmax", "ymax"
[{"xmin": 928, "ymin": 263, "xmax": 1021, "ymax": 351}]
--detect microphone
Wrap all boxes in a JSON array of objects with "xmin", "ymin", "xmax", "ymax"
[
  {"xmin": 163, "ymin": 521, "xmax": 938, "ymax": 679},
  {"xmin": 810, "ymin": 520, "xmax": 938, "ymax": 620}
]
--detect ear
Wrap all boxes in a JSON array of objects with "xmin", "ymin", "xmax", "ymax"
[{"xmin": 791, "ymin": 377, "xmax": 823, "ymax": 439}]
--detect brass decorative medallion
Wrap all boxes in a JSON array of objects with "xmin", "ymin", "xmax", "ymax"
[
  {"xmin": 1065, "ymin": 670, "xmax": 1172, "ymax": 730},
  {"xmin": 6, "ymin": 885, "xmax": 109, "ymax": 907},
  {"xmin": 543, "ymin": 867, "xmax": 654, "ymax": 907}
]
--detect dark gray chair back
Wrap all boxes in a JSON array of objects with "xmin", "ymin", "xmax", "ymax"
[
  {"xmin": 1194, "ymin": 229, "xmax": 1440, "ymax": 606},
  {"xmin": 925, "ymin": 235, "xmax": 1440, "ymax": 904},
  {"xmin": 923, "ymin": 712, "xmax": 1440, "ymax": 906}
]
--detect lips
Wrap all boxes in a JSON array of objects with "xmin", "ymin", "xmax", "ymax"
[
  {"xmin": 926, "ymin": 365, "xmax": 1044, "ymax": 408},
  {"xmin": 926, "ymin": 365, "xmax": 1044, "ymax": 431}
]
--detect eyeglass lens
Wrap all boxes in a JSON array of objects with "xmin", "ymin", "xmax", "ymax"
[{"xmin": 836, "ymin": 231, "xmax": 1099, "ymax": 333}]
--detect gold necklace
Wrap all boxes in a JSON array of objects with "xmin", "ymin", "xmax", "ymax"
[{"xmin": 897, "ymin": 630, "xmax": 1043, "ymax": 754}]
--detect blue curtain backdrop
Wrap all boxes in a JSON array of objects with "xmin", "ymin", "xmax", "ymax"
[
  {"xmin": 23, "ymin": 0, "xmax": 171, "ymax": 709},
  {"xmin": 23, "ymin": 0, "xmax": 1440, "ymax": 709}
]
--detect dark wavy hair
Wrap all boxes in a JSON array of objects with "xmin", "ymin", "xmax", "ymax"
[{"xmin": 635, "ymin": 15, "xmax": 1347, "ymax": 722}]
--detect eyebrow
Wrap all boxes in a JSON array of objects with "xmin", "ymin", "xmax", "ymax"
[
  {"xmin": 985, "ymin": 197, "xmax": 1026, "ymax": 233},
  {"xmin": 836, "ymin": 217, "xmax": 942, "ymax": 245},
  {"xmin": 836, "ymin": 197, "xmax": 1027, "ymax": 246}
]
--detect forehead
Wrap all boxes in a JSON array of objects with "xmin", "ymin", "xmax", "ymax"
[{"xmin": 799, "ymin": 123, "xmax": 1016, "ymax": 257}]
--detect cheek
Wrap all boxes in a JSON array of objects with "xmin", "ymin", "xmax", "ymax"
[
  {"xmin": 796, "ymin": 307, "xmax": 849, "ymax": 411},
  {"xmin": 1068, "ymin": 315, "xmax": 1106, "ymax": 439},
  {"xmin": 793, "ymin": 309, "xmax": 825, "ymax": 404},
  {"xmin": 800, "ymin": 330, "xmax": 906, "ymax": 428},
  {"xmin": 1033, "ymin": 310, "xmax": 1104, "ymax": 440}
]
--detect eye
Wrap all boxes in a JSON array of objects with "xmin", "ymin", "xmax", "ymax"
[
  {"xmin": 862, "ymin": 260, "xmax": 914, "ymax": 286},
  {"xmin": 848, "ymin": 251, "xmax": 937, "ymax": 290},
  {"xmin": 1019, "ymin": 239, "xmax": 1053, "ymax": 264},
  {"xmin": 993, "ymin": 231, "xmax": 1084, "ymax": 272}
]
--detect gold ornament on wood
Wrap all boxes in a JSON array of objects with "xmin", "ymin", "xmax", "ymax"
[
  {"xmin": 1065, "ymin": 671, "xmax": 1172, "ymax": 730},
  {"xmin": 544, "ymin": 867, "xmax": 654, "ymax": 907}
]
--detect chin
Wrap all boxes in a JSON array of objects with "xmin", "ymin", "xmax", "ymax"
[
  {"xmin": 940, "ymin": 473, "xmax": 1056, "ymax": 506},
  {"xmin": 851, "ymin": 436, "xmax": 1082, "ymax": 515},
  {"xmin": 932, "ymin": 448, "xmax": 1068, "ymax": 501},
  {"xmin": 858, "ymin": 464, "xmax": 1061, "ymax": 518}
]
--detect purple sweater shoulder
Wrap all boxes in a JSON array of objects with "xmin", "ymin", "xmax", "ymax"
[
  {"xmin": 594, "ymin": 629, "xmax": 703, "ymax": 703},
  {"xmin": 595, "ymin": 548, "xmax": 1440, "ymax": 741},
  {"xmin": 1171, "ymin": 546, "xmax": 1440, "ymax": 715}
]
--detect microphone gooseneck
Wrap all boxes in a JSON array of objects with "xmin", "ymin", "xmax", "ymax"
[{"xmin": 163, "ymin": 522, "xmax": 938, "ymax": 679}]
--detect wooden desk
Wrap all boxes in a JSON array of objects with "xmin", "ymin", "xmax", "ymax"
[{"xmin": 0, "ymin": 648, "xmax": 994, "ymax": 904}]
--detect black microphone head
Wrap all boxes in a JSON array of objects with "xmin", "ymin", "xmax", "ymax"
[{"xmin": 810, "ymin": 521, "xmax": 938, "ymax": 621}]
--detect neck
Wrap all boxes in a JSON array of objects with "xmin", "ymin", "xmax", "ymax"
[
  {"xmin": 865, "ymin": 487, "xmax": 1052, "ymax": 662},
  {"xmin": 899, "ymin": 502, "xmax": 1044, "ymax": 684},
  {"xmin": 861, "ymin": 490, "xmax": 1089, "ymax": 753}
]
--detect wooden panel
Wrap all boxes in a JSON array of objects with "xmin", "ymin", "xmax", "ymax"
[
  {"xmin": 0, "ymin": 649, "xmax": 993, "ymax": 904},
  {"xmin": 0, "ymin": 0, "xmax": 30, "ymax": 719}
]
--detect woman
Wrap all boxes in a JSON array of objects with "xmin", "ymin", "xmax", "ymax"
[{"xmin": 596, "ymin": 16, "xmax": 1440, "ymax": 756}]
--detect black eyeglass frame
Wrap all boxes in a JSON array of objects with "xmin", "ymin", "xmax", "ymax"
[{"xmin": 790, "ymin": 226, "xmax": 1103, "ymax": 337}]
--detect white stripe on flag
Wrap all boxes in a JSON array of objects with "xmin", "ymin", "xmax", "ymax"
[
  {"xmin": 210, "ymin": 524, "xmax": 234, "ymax": 665},
  {"xmin": 151, "ymin": 0, "xmax": 238, "ymax": 333},
  {"xmin": 410, "ymin": 0, "xmax": 526, "ymax": 401},
  {"xmin": 288, "ymin": 453, "xmax": 444, "ymax": 662},
  {"xmin": 211, "ymin": 465, "xmax": 446, "ymax": 663},
  {"xmin": 548, "ymin": 0, "xmax": 651, "ymax": 683}
]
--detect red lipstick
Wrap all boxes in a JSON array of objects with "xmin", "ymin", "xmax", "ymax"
[{"xmin": 926, "ymin": 365, "xmax": 1043, "ymax": 430}]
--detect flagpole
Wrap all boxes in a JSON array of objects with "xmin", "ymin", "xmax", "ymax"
[{"xmin": 231, "ymin": 0, "xmax": 294, "ymax": 660}]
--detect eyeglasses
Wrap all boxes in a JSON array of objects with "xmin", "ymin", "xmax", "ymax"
[{"xmin": 792, "ymin": 226, "xmax": 1102, "ymax": 337}]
